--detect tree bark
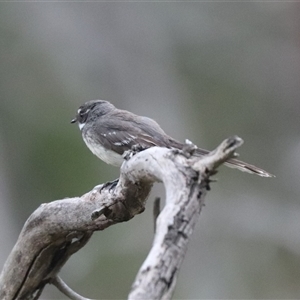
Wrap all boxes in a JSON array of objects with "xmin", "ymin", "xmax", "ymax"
[{"xmin": 0, "ymin": 136, "xmax": 243, "ymax": 300}]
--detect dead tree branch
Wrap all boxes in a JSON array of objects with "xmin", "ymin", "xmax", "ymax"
[{"xmin": 0, "ymin": 136, "xmax": 243, "ymax": 300}]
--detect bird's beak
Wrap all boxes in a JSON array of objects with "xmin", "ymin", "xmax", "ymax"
[{"xmin": 71, "ymin": 118, "xmax": 77, "ymax": 124}]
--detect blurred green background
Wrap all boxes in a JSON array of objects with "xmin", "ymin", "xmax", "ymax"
[{"xmin": 1, "ymin": 3, "xmax": 300, "ymax": 299}]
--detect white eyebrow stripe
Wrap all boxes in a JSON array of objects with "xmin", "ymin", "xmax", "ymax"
[{"xmin": 78, "ymin": 108, "xmax": 90, "ymax": 115}]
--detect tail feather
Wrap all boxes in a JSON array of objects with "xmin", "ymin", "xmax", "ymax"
[
  {"xmin": 168, "ymin": 139, "xmax": 274, "ymax": 178},
  {"xmin": 195, "ymin": 147, "xmax": 274, "ymax": 177},
  {"xmin": 224, "ymin": 158, "xmax": 274, "ymax": 178},
  {"xmin": 196, "ymin": 147, "xmax": 274, "ymax": 177}
]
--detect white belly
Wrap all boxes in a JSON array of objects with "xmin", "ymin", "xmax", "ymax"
[{"xmin": 83, "ymin": 135, "xmax": 124, "ymax": 167}]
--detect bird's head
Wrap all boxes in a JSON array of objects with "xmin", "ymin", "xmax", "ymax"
[{"xmin": 71, "ymin": 100, "xmax": 115, "ymax": 130}]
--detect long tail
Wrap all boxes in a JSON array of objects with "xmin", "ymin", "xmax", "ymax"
[
  {"xmin": 167, "ymin": 139, "xmax": 274, "ymax": 178},
  {"xmin": 224, "ymin": 157, "xmax": 274, "ymax": 177},
  {"xmin": 196, "ymin": 147, "xmax": 274, "ymax": 178}
]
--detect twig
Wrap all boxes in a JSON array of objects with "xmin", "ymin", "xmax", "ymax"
[{"xmin": 52, "ymin": 276, "xmax": 90, "ymax": 300}]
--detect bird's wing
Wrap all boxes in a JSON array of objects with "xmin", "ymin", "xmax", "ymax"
[
  {"xmin": 91, "ymin": 112, "xmax": 274, "ymax": 178},
  {"xmin": 91, "ymin": 116, "xmax": 168, "ymax": 155}
]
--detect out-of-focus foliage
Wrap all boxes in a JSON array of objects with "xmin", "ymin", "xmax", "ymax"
[{"xmin": 0, "ymin": 3, "xmax": 299, "ymax": 299}]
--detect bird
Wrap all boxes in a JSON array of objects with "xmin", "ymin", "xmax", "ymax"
[{"xmin": 71, "ymin": 100, "xmax": 274, "ymax": 178}]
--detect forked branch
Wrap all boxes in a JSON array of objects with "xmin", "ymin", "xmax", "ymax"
[{"xmin": 0, "ymin": 136, "xmax": 243, "ymax": 300}]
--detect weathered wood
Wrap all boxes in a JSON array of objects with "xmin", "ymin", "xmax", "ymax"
[
  {"xmin": 0, "ymin": 136, "xmax": 243, "ymax": 300},
  {"xmin": 128, "ymin": 136, "xmax": 243, "ymax": 299}
]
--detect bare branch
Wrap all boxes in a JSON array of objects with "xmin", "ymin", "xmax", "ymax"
[
  {"xmin": 128, "ymin": 136, "xmax": 242, "ymax": 299},
  {"xmin": 0, "ymin": 136, "xmax": 242, "ymax": 300}
]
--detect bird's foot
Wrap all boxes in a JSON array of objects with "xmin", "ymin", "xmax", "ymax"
[{"xmin": 100, "ymin": 178, "xmax": 119, "ymax": 192}]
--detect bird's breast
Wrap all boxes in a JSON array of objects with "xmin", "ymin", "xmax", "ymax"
[{"xmin": 82, "ymin": 132, "xmax": 124, "ymax": 167}]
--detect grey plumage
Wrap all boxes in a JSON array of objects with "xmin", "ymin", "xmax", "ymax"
[{"xmin": 71, "ymin": 100, "xmax": 274, "ymax": 177}]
